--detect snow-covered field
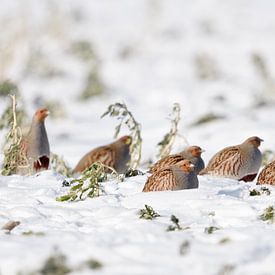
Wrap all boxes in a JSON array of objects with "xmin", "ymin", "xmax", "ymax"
[{"xmin": 1, "ymin": 0, "xmax": 275, "ymax": 274}]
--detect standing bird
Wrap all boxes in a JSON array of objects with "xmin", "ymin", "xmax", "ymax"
[
  {"xmin": 150, "ymin": 145, "xmax": 205, "ymax": 174},
  {"xmin": 16, "ymin": 108, "xmax": 50, "ymax": 175},
  {"xmin": 73, "ymin": 136, "xmax": 132, "ymax": 174},
  {"xmin": 257, "ymin": 161, "xmax": 275, "ymax": 185},
  {"xmin": 143, "ymin": 159, "xmax": 198, "ymax": 192},
  {"xmin": 200, "ymin": 136, "xmax": 263, "ymax": 182}
]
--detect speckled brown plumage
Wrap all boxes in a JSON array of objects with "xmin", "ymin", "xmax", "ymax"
[
  {"xmin": 73, "ymin": 135, "xmax": 132, "ymax": 174},
  {"xmin": 149, "ymin": 145, "xmax": 205, "ymax": 174},
  {"xmin": 200, "ymin": 136, "xmax": 263, "ymax": 182},
  {"xmin": 257, "ymin": 161, "xmax": 275, "ymax": 185},
  {"xmin": 16, "ymin": 108, "xmax": 50, "ymax": 175},
  {"xmin": 143, "ymin": 159, "xmax": 198, "ymax": 192}
]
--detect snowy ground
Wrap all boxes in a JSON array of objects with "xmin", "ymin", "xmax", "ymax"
[{"xmin": 1, "ymin": 0, "xmax": 275, "ymax": 274}]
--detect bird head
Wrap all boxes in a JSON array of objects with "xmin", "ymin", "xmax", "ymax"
[
  {"xmin": 187, "ymin": 146, "xmax": 204, "ymax": 157},
  {"xmin": 245, "ymin": 136, "xmax": 263, "ymax": 148},
  {"xmin": 34, "ymin": 108, "xmax": 50, "ymax": 122},
  {"xmin": 119, "ymin": 135, "xmax": 132, "ymax": 146},
  {"xmin": 178, "ymin": 159, "xmax": 195, "ymax": 172}
]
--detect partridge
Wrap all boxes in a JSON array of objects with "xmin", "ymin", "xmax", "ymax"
[
  {"xmin": 257, "ymin": 161, "xmax": 275, "ymax": 185},
  {"xmin": 143, "ymin": 159, "xmax": 198, "ymax": 192},
  {"xmin": 73, "ymin": 135, "xmax": 132, "ymax": 174},
  {"xmin": 200, "ymin": 136, "xmax": 263, "ymax": 182},
  {"xmin": 150, "ymin": 145, "xmax": 205, "ymax": 174},
  {"xmin": 16, "ymin": 108, "xmax": 50, "ymax": 175},
  {"xmin": 2, "ymin": 221, "xmax": 20, "ymax": 233}
]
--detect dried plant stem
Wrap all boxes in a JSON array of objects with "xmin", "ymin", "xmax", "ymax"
[
  {"xmin": 157, "ymin": 103, "xmax": 182, "ymax": 160},
  {"xmin": 1, "ymin": 95, "xmax": 28, "ymax": 175},
  {"xmin": 101, "ymin": 102, "xmax": 142, "ymax": 170}
]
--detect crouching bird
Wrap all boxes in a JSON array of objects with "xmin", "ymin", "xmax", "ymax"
[
  {"xmin": 200, "ymin": 136, "xmax": 263, "ymax": 182},
  {"xmin": 73, "ymin": 135, "xmax": 132, "ymax": 174},
  {"xmin": 150, "ymin": 145, "xmax": 205, "ymax": 174},
  {"xmin": 17, "ymin": 108, "xmax": 50, "ymax": 175},
  {"xmin": 257, "ymin": 160, "xmax": 275, "ymax": 185},
  {"xmin": 143, "ymin": 159, "xmax": 198, "ymax": 192}
]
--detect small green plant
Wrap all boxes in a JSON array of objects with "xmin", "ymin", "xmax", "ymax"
[
  {"xmin": 179, "ymin": 240, "xmax": 190, "ymax": 255},
  {"xmin": 1, "ymin": 95, "xmax": 29, "ymax": 176},
  {"xmin": 38, "ymin": 249, "xmax": 71, "ymax": 275},
  {"xmin": 124, "ymin": 169, "xmax": 144, "ymax": 178},
  {"xmin": 0, "ymin": 80, "xmax": 19, "ymax": 97},
  {"xmin": 166, "ymin": 215, "xmax": 184, "ymax": 231},
  {"xmin": 22, "ymin": 230, "xmax": 45, "ymax": 237},
  {"xmin": 190, "ymin": 112, "xmax": 224, "ymax": 127},
  {"xmin": 84, "ymin": 259, "xmax": 103, "ymax": 270},
  {"xmin": 249, "ymin": 187, "xmax": 271, "ymax": 196},
  {"xmin": 101, "ymin": 102, "xmax": 142, "ymax": 169},
  {"xmin": 50, "ymin": 153, "xmax": 73, "ymax": 177},
  {"xmin": 70, "ymin": 40, "xmax": 96, "ymax": 61},
  {"xmin": 79, "ymin": 66, "xmax": 105, "ymax": 100},
  {"xmin": 204, "ymin": 226, "xmax": 220, "ymax": 234},
  {"xmin": 56, "ymin": 162, "xmax": 117, "ymax": 202},
  {"xmin": 260, "ymin": 206, "xmax": 275, "ymax": 223},
  {"xmin": 219, "ymin": 237, "xmax": 231, "ymax": 244},
  {"xmin": 139, "ymin": 205, "xmax": 160, "ymax": 220},
  {"xmin": 217, "ymin": 264, "xmax": 235, "ymax": 275},
  {"xmin": 156, "ymin": 103, "xmax": 182, "ymax": 160}
]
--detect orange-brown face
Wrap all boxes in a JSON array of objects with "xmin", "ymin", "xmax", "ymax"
[
  {"xmin": 119, "ymin": 135, "xmax": 132, "ymax": 145},
  {"xmin": 178, "ymin": 160, "xmax": 194, "ymax": 172},
  {"xmin": 35, "ymin": 108, "xmax": 49, "ymax": 122},
  {"xmin": 188, "ymin": 146, "xmax": 204, "ymax": 157},
  {"xmin": 247, "ymin": 136, "xmax": 263, "ymax": 148}
]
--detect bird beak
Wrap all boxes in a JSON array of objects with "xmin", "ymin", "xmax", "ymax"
[
  {"xmin": 200, "ymin": 149, "xmax": 205, "ymax": 153},
  {"xmin": 260, "ymin": 138, "xmax": 264, "ymax": 142},
  {"xmin": 45, "ymin": 110, "xmax": 50, "ymax": 116},
  {"xmin": 190, "ymin": 164, "xmax": 195, "ymax": 168}
]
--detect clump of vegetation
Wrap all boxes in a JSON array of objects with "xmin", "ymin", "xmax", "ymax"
[
  {"xmin": 204, "ymin": 226, "xmax": 220, "ymax": 234},
  {"xmin": 179, "ymin": 240, "xmax": 190, "ymax": 255},
  {"xmin": 35, "ymin": 249, "xmax": 71, "ymax": 275},
  {"xmin": 70, "ymin": 40, "xmax": 95, "ymax": 61},
  {"xmin": 166, "ymin": 215, "xmax": 185, "ymax": 231},
  {"xmin": 84, "ymin": 259, "xmax": 103, "ymax": 270},
  {"xmin": 124, "ymin": 169, "xmax": 144, "ymax": 178},
  {"xmin": 261, "ymin": 149, "xmax": 275, "ymax": 167},
  {"xmin": 101, "ymin": 102, "xmax": 142, "ymax": 170},
  {"xmin": 156, "ymin": 103, "xmax": 182, "ymax": 160},
  {"xmin": 249, "ymin": 187, "xmax": 271, "ymax": 196},
  {"xmin": 0, "ymin": 80, "xmax": 19, "ymax": 97},
  {"xmin": 56, "ymin": 162, "xmax": 117, "ymax": 202},
  {"xmin": 1, "ymin": 95, "xmax": 29, "ymax": 176},
  {"xmin": 194, "ymin": 52, "xmax": 220, "ymax": 80},
  {"xmin": 219, "ymin": 237, "xmax": 231, "ymax": 244},
  {"xmin": 50, "ymin": 153, "xmax": 73, "ymax": 177},
  {"xmin": 22, "ymin": 230, "xmax": 45, "ymax": 237},
  {"xmin": 190, "ymin": 112, "xmax": 224, "ymax": 127},
  {"xmin": 0, "ymin": 89, "xmax": 27, "ymax": 130},
  {"xmin": 139, "ymin": 205, "xmax": 160, "ymax": 220},
  {"xmin": 79, "ymin": 66, "xmax": 105, "ymax": 100},
  {"xmin": 259, "ymin": 206, "xmax": 274, "ymax": 223}
]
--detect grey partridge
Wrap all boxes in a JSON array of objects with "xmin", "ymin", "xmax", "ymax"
[
  {"xmin": 200, "ymin": 136, "xmax": 263, "ymax": 182},
  {"xmin": 16, "ymin": 108, "xmax": 50, "ymax": 175},
  {"xmin": 143, "ymin": 159, "xmax": 198, "ymax": 192},
  {"xmin": 150, "ymin": 145, "xmax": 205, "ymax": 174},
  {"xmin": 73, "ymin": 135, "xmax": 132, "ymax": 174},
  {"xmin": 257, "ymin": 161, "xmax": 275, "ymax": 185}
]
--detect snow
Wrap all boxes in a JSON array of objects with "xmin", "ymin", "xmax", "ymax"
[{"xmin": 1, "ymin": 0, "xmax": 275, "ymax": 274}]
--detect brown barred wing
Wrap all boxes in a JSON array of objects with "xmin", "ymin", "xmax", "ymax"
[
  {"xmin": 200, "ymin": 146, "xmax": 239, "ymax": 174},
  {"xmin": 143, "ymin": 168, "xmax": 176, "ymax": 192},
  {"xmin": 73, "ymin": 145, "xmax": 115, "ymax": 173},
  {"xmin": 209, "ymin": 150, "xmax": 243, "ymax": 178},
  {"xmin": 257, "ymin": 161, "xmax": 275, "ymax": 185},
  {"xmin": 149, "ymin": 154, "xmax": 184, "ymax": 174}
]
